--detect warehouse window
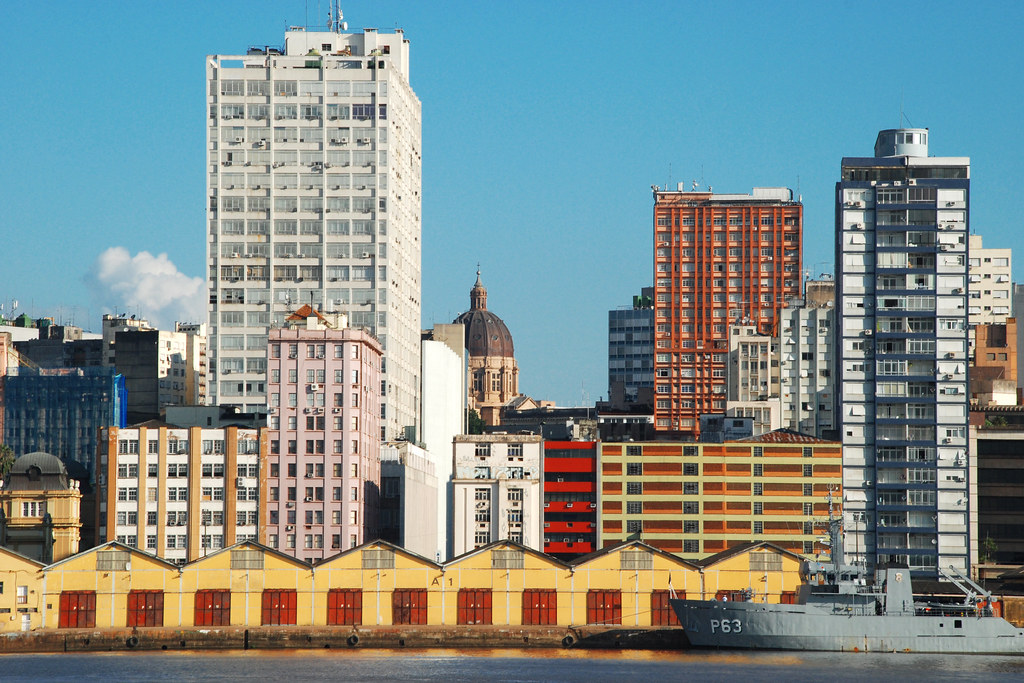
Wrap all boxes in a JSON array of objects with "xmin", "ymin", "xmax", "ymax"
[
  {"xmin": 620, "ymin": 550, "xmax": 652, "ymax": 570},
  {"xmin": 362, "ymin": 548, "xmax": 395, "ymax": 569},
  {"xmin": 230, "ymin": 549, "xmax": 264, "ymax": 570},
  {"xmin": 492, "ymin": 549, "xmax": 524, "ymax": 569}
]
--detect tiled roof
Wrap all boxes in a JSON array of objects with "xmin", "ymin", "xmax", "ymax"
[
  {"xmin": 732, "ymin": 428, "xmax": 838, "ymax": 444},
  {"xmin": 285, "ymin": 304, "xmax": 329, "ymax": 323}
]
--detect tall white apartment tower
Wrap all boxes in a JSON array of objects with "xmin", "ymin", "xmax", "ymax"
[
  {"xmin": 836, "ymin": 128, "xmax": 971, "ymax": 577},
  {"xmin": 206, "ymin": 22, "xmax": 422, "ymax": 440}
]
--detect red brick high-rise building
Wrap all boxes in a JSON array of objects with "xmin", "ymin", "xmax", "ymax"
[{"xmin": 652, "ymin": 187, "xmax": 803, "ymax": 436}]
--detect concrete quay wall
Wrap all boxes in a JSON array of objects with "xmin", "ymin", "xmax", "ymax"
[{"xmin": 0, "ymin": 625, "xmax": 687, "ymax": 654}]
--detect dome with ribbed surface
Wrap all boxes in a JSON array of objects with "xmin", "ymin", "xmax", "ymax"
[
  {"xmin": 3, "ymin": 451, "xmax": 70, "ymax": 491},
  {"xmin": 453, "ymin": 271, "xmax": 515, "ymax": 358}
]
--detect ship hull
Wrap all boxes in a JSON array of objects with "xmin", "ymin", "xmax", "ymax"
[{"xmin": 671, "ymin": 599, "xmax": 1024, "ymax": 655}]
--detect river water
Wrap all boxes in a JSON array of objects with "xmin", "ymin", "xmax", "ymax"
[{"xmin": 4, "ymin": 648, "xmax": 1024, "ymax": 681}]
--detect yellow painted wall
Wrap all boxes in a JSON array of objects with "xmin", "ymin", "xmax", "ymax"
[
  {"xmin": 42, "ymin": 545, "xmax": 182, "ymax": 629},
  {"xmin": 570, "ymin": 546, "xmax": 699, "ymax": 627},
  {"xmin": 0, "ymin": 549, "xmax": 45, "ymax": 632},
  {"xmin": 315, "ymin": 543, "xmax": 442, "ymax": 625},
  {"xmin": 442, "ymin": 544, "xmax": 569, "ymax": 626},
  {"xmin": 181, "ymin": 547, "xmax": 314, "ymax": 626},
  {"xmin": 28, "ymin": 541, "xmax": 805, "ymax": 630},
  {"xmin": 699, "ymin": 547, "xmax": 805, "ymax": 600}
]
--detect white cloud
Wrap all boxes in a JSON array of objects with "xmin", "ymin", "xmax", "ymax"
[{"xmin": 89, "ymin": 247, "xmax": 205, "ymax": 329}]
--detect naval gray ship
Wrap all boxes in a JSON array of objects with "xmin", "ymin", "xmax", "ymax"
[{"xmin": 671, "ymin": 499, "xmax": 1024, "ymax": 654}]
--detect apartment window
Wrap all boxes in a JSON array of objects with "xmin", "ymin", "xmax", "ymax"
[
  {"xmin": 683, "ymin": 540, "xmax": 699, "ymax": 554},
  {"xmin": 803, "ymin": 464, "xmax": 813, "ymax": 477},
  {"xmin": 753, "ymin": 483, "xmax": 763, "ymax": 495},
  {"xmin": 626, "ymin": 501, "xmax": 642, "ymax": 515},
  {"xmin": 683, "ymin": 502, "xmax": 699, "ymax": 514},
  {"xmin": 683, "ymin": 462, "xmax": 697, "ymax": 476},
  {"xmin": 626, "ymin": 482, "xmax": 642, "ymax": 495},
  {"xmin": 626, "ymin": 462, "xmax": 642, "ymax": 476},
  {"xmin": 753, "ymin": 464, "xmax": 763, "ymax": 477},
  {"xmin": 753, "ymin": 502, "xmax": 763, "ymax": 515},
  {"xmin": 803, "ymin": 484, "xmax": 813, "ymax": 496},
  {"xmin": 684, "ymin": 520, "xmax": 699, "ymax": 534},
  {"xmin": 626, "ymin": 520, "xmax": 642, "ymax": 534}
]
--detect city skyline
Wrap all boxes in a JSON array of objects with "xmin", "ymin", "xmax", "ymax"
[{"xmin": 3, "ymin": 1, "xmax": 1023, "ymax": 406}]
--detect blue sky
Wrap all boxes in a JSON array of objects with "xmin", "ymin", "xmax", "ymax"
[{"xmin": 2, "ymin": 1, "xmax": 1022, "ymax": 406}]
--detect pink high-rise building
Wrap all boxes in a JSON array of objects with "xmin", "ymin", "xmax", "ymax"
[{"xmin": 265, "ymin": 306, "xmax": 382, "ymax": 562}]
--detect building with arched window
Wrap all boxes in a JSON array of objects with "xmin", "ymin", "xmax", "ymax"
[{"xmin": 453, "ymin": 272, "xmax": 519, "ymax": 426}]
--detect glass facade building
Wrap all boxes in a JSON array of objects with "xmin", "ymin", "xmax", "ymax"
[{"xmin": 3, "ymin": 367, "xmax": 126, "ymax": 485}]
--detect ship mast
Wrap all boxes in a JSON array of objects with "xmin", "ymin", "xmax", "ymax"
[{"xmin": 826, "ymin": 487, "xmax": 844, "ymax": 568}]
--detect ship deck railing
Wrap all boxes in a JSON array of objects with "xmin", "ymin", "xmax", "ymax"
[{"xmin": 915, "ymin": 604, "xmax": 991, "ymax": 618}]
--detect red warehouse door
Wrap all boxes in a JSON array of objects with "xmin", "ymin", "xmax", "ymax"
[
  {"xmin": 58, "ymin": 591, "xmax": 96, "ymax": 629},
  {"xmin": 586, "ymin": 590, "xmax": 621, "ymax": 625},
  {"xmin": 327, "ymin": 588, "xmax": 363, "ymax": 626},
  {"xmin": 127, "ymin": 590, "xmax": 164, "ymax": 627},
  {"xmin": 522, "ymin": 589, "xmax": 557, "ymax": 625},
  {"xmin": 194, "ymin": 590, "xmax": 231, "ymax": 626},
  {"xmin": 261, "ymin": 589, "xmax": 298, "ymax": 625},
  {"xmin": 392, "ymin": 589, "xmax": 428, "ymax": 625},
  {"xmin": 650, "ymin": 590, "xmax": 681, "ymax": 626},
  {"xmin": 457, "ymin": 589, "xmax": 492, "ymax": 625}
]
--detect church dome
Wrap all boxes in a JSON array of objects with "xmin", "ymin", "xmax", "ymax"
[
  {"xmin": 453, "ymin": 271, "xmax": 515, "ymax": 358},
  {"xmin": 3, "ymin": 451, "xmax": 70, "ymax": 490}
]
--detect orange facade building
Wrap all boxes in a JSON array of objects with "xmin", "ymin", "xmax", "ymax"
[{"xmin": 653, "ymin": 187, "xmax": 802, "ymax": 436}]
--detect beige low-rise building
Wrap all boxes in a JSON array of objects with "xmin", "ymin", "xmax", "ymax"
[{"xmin": 0, "ymin": 452, "xmax": 82, "ymax": 563}]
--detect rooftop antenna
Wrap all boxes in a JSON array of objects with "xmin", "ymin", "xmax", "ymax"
[
  {"xmin": 667, "ymin": 162, "xmax": 672, "ymax": 192},
  {"xmin": 899, "ymin": 88, "xmax": 915, "ymax": 129},
  {"xmin": 328, "ymin": 0, "xmax": 347, "ymax": 33}
]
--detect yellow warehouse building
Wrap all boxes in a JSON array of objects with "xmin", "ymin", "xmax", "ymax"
[{"xmin": 1, "ymin": 538, "xmax": 806, "ymax": 632}]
